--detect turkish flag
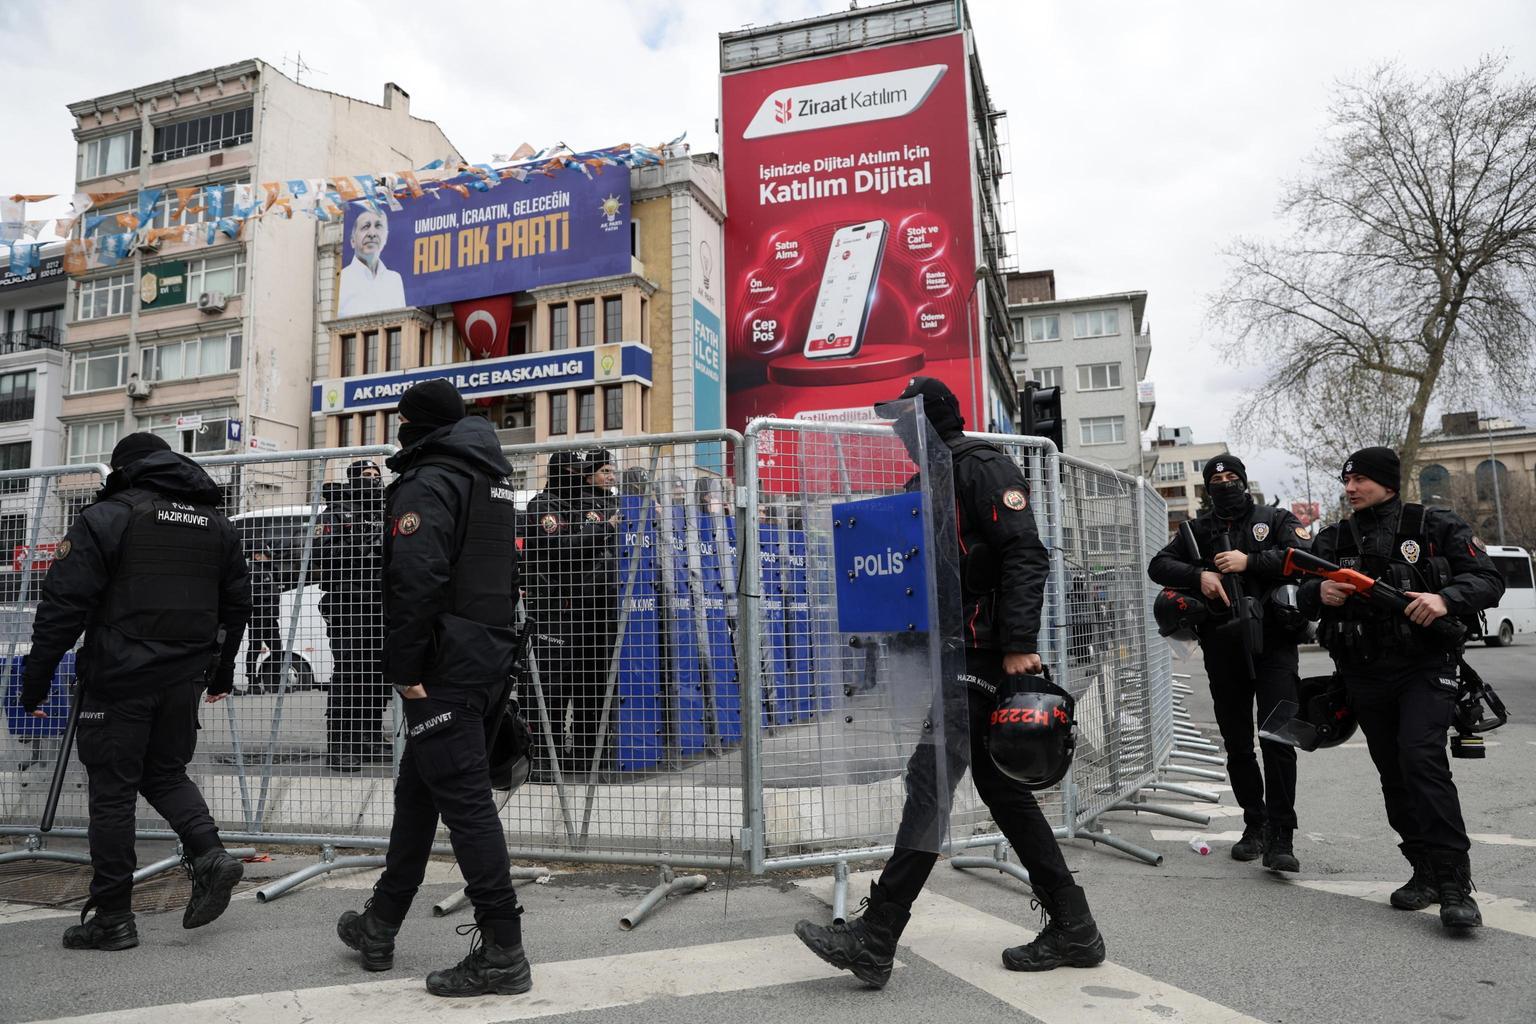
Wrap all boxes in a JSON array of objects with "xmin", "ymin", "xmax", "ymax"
[{"xmin": 453, "ymin": 295, "xmax": 515, "ymax": 359}]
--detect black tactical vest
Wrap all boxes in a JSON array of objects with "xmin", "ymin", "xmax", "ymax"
[
  {"xmin": 413, "ymin": 457, "xmax": 519, "ymax": 627},
  {"xmin": 100, "ymin": 492, "xmax": 223, "ymax": 644},
  {"xmin": 1324, "ymin": 503, "xmax": 1451, "ymax": 657}
]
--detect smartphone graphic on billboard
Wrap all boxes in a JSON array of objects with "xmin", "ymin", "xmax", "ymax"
[{"xmin": 803, "ymin": 220, "xmax": 888, "ymax": 359}]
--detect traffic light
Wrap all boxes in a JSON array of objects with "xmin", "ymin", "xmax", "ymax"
[{"xmin": 1020, "ymin": 381, "xmax": 1064, "ymax": 451}]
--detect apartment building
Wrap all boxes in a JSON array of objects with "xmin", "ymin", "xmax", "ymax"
[
  {"xmin": 0, "ymin": 242, "xmax": 68, "ymax": 471},
  {"xmin": 1148, "ymin": 425, "xmax": 1266, "ymax": 531}
]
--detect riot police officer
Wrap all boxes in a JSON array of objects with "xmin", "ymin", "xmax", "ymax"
[
  {"xmin": 1149, "ymin": 454, "xmax": 1310, "ymax": 870},
  {"xmin": 335, "ymin": 380, "xmax": 530, "ymax": 996},
  {"xmin": 1297, "ymin": 447, "xmax": 1503, "ymax": 931},
  {"xmin": 314, "ymin": 459, "xmax": 387, "ymax": 771},
  {"xmin": 521, "ymin": 448, "xmax": 621, "ymax": 778},
  {"xmin": 795, "ymin": 377, "xmax": 1105, "ymax": 988},
  {"xmin": 20, "ymin": 432, "xmax": 251, "ymax": 950}
]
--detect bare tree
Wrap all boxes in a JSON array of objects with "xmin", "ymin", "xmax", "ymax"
[
  {"xmin": 1441, "ymin": 469, "xmax": 1536, "ymax": 549},
  {"xmin": 1214, "ymin": 56, "xmax": 1536, "ymax": 488}
]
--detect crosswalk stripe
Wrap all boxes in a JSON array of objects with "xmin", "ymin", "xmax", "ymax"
[
  {"xmin": 20, "ymin": 933, "xmax": 854, "ymax": 1024},
  {"xmin": 1467, "ymin": 833, "xmax": 1536, "ymax": 848},
  {"xmin": 798, "ymin": 872, "xmax": 1268, "ymax": 1024},
  {"xmin": 1150, "ymin": 829, "xmax": 1247, "ymax": 845},
  {"xmin": 1290, "ymin": 880, "xmax": 1536, "ymax": 940},
  {"xmin": 0, "ymin": 900, "xmax": 76, "ymax": 924}
]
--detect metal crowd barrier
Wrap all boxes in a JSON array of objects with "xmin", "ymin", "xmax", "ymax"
[{"xmin": 1, "ymin": 422, "xmax": 1185, "ymax": 928}]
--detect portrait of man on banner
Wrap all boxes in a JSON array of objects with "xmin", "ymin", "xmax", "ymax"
[{"xmin": 338, "ymin": 208, "xmax": 407, "ymax": 318}]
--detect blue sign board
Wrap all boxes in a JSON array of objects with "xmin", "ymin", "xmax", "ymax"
[
  {"xmin": 692, "ymin": 300, "xmax": 724, "ymax": 472},
  {"xmin": 832, "ymin": 492, "xmax": 930, "ymax": 634},
  {"xmin": 338, "ymin": 172, "xmax": 631, "ymax": 317},
  {"xmin": 312, "ymin": 344, "xmax": 652, "ymax": 414}
]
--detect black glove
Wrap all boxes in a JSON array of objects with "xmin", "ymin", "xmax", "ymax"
[
  {"xmin": 18, "ymin": 656, "xmax": 52, "ymax": 713},
  {"xmin": 207, "ymin": 662, "xmax": 235, "ymax": 698}
]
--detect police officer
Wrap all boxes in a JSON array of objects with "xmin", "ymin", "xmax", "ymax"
[
  {"xmin": 20, "ymin": 432, "xmax": 251, "ymax": 950},
  {"xmin": 1148, "ymin": 454, "xmax": 1310, "ymax": 870},
  {"xmin": 1297, "ymin": 447, "xmax": 1503, "ymax": 931},
  {"xmin": 335, "ymin": 380, "xmax": 530, "ymax": 996},
  {"xmin": 521, "ymin": 449, "xmax": 621, "ymax": 778},
  {"xmin": 314, "ymin": 459, "xmax": 387, "ymax": 771},
  {"xmin": 795, "ymin": 377, "xmax": 1105, "ymax": 988}
]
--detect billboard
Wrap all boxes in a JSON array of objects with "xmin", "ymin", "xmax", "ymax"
[
  {"xmin": 337, "ymin": 172, "xmax": 632, "ymax": 318},
  {"xmin": 721, "ymin": 33, "xmax": 979, "ymax": 433}
]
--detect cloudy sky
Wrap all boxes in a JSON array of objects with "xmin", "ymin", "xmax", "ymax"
[{"xmin": 3, "ymin": 0, "xmax": 1533, "ymax": 501}]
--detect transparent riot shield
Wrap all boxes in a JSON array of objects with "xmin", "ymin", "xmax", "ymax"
[{"xmin": 757, "ymin": 396, "xmax": 964, "ymax": 856}]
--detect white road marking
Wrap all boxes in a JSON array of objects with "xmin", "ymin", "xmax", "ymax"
[
  {"xmin": 1468, "ymin": 833, "xmax": 1536, "ymax": 849},
  {"xmin": 0, "ymin": 900, "xmax": 76, "ymax": 924},
  {"xmin": 1291, "ymin": 879, "xmax": 1536, "ymax": 940},
  {"xmin": 799, "ymin": 872, "xmax": 1268, "ymax": 1024},
  {"xmin": 1150, "ymin": 829, "xmax": 1248, "ymax": 844},
  {"xmin": 20, "ymin": 933, "xmax": 855, "ymax": 1024}
]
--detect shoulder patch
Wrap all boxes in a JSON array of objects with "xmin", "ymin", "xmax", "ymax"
[
  {"xmin": 1295, "ymin": 527, "xmax": 1310, "ymax": 539},
  {"xmin": 1002, "ymin": 488, "xmax": 1027, "ymax": 511},
  {"xmin": 395, "ymin": 512, "xmax": 421, "ymax": 536},
  {"xmin": 541, "ymin": 513, "xmax": 561, "ymax": 535},
  {"xmin": 1252, "ymin": 522, "xmax": 1270, "ymax": 543},
  {"xmin": 585, "ymin": 510, "xmax": 603, "ymax": 523},
  {"xmin": 54, "ymin": 539, "xmax": 71, "ymax": 560}
]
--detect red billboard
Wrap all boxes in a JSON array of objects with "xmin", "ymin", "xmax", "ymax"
[{"xmin": 722, "ymin": 33, "xmax": 979, "ymax": 435}]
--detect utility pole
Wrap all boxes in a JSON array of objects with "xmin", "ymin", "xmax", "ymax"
[{"xmin": 1487, "ymin": 420, "xmax": 1507, "ymax": 545}]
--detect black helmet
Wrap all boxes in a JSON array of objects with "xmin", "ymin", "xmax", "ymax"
[
  {"xmin": 988, "ymin": 671, "xmax": 1075, "ymax": 790},
  {"xmin": 1261, "ymin": 674, "xmax": 1357, "ymax": 751},
  {"xmin": 1153, "ymin": 588, "xmax": 1211, "ymax": 640},
  {"xmin": 1268, "ymin": 584, "xmax": 1308, "ymax": 633},
  {"xmin": 487, "ymin": 701, "xmax": 533, "ymax": 792}
]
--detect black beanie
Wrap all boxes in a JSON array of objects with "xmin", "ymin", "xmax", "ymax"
[
  {"xmin": 347, "ymin": 459, "xmax": 380, "ymax": 480},
  {"xmin": 1202, "ymin": 453, "xmax": 1247, "ymax": 487},
  {"xmin": 878, "ymin": 376, "xmax": 965, "ymax": 436},
  {"xmin": 110, "ymin": 431, "xmax": 171, "ymax": 470},
  {"xmin": 397, "ymin": 378, "xmax": 465, "ymax": 429},
  {"xmin": 1342, "ymin": 447, "xmax": 1400, "ymax": 493}
]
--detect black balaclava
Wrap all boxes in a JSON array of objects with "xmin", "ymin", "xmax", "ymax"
[
  {"xmin": 396, "ymin": 378, "xmax": 465, "ymax": 448},
  {"xmin": 1203, "ymin": 453, "xmax": 1252, "ymax": 519}
]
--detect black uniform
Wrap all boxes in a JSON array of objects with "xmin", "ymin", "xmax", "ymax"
[
  {"xmin": 1297, "ymin": 498, "xmax": 1503, "ymax": 860},
  {"xmin": 368, "ymin": 416, "xmax": 525, "ymax": 942},
  {"xmin": 313, "ymin": 476, "xmax": 388, "ymax": 765},
  {"xmin": 1149, "ymin": 501, "xmax": 1310, "ymax": 835},
  {"xmin": 880, "ymin": 435, "xmax": 1072, "ymax": 904},
  {"xmin": 243, "ymin": 543, "xmax": 284, "ymax": 688},
  {"xmin": 521, "ymin": 463, "xmax": 619, "ymax": 777},
  {"xmin": 21, "ymin": 450, "xmax": 250, "ymax": 917}
]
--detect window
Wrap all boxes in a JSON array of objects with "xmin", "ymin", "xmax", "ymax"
[
  {"xmin": 1475, "ymin": 459, "xmax": 1509, "ymax": 503},
  {"xmin": 336, "ymin": 416, "xmax": 352, "ymax": 448},
  {"xmin": 1077, "ymin": 362, "xmax": 1123, "ymax": 391},
  {"xmin": 151, "ymin": 106, "xmax": 253, "ymax": 163},
  {"xmin": 71, "ymin": 345, "xmax": 129, "ymax": 393},
  {"xmin": 140, "ymin": 406, "xmax": 237, "ymax": 455},
  {"xmin": 68, "ymin": 420, "xmax": 121, "ymax": 465},
  {"xmin": 385, "ymin": 412, "xmax": 401, "ymax": 442},
  {"xmin": 364, "ymin": 331, "xmax": 380, "ymax": 374},
  {"xmin": 1079, "ymin": 416, "xmax": 1125, "ymax": 446},
  {"xmin": 1030, "ymin": 366, "xmax": 1062, "ymax": 389},
  {"xmin": 146, "ymin": 179, "xmax": 251, "ymax": 230},
  {"xmin": 1492, "ymin": 555, "xmax": 1534, "ymax": 590},
  {"xmin": 1028, "ymin": 315, "xmax": 1060, "ymax": 342},
  {"xmin": 1072, "ymin": 309, "xmax": 1119, "ymax": 338},
  {"xmin": 1010, "ymin": 316, "xmax": 1025, "ymax": 345},
  {"xmin": 0, "ymin": 441, "xmax": 30, "ymax": 492},
  {"xmin": 362, "ymin": 415, "xmax": 377, "ymax": 446},
  {"xmin": 1419, "ymin": 464, "xmax": 1452, "ymax": 506},
  {"xmin": 75, "ymin": 272, "xmax": 134, "ymax": 320},
  {"xmin": 605, "ymin": 386, "xmax": 623, "ymax": 430},
  {"xmin": 549, "ymin": 304, "xmax": 569, "ymax": 350},
  {"xmin": 576, "ymin": 388, "xmax": 596, "ymax": 433},
  {"xmin": 81, "ymin": 128, "xmax": 142, "ymax": 179},
  {"xmin": 184, "ymin": 250, "xmax": 246, "ymax": 298},
  {"xmin": 140, "ymin": 332, "xmax": 241, "ymax": 383},
  {"xmin": 419, "ymin": 330, "xmax": 429, "ymax": 367},
  {"xmin": 386, "ymin": 328, "xmax": 402, "ymax": 370},
  {"xmin": 25, "ymin": 306, "xmax": 62, "ymax": 344},
  {"xmin": 1154, "ymin": 460, "xmax": 1185, "ymax": 482},
  {"xmin": 548, "ymin": 392, "xmax": 568, "ymax": 435},
  {"xmin": 0, "ymin": 371, "xmax": 37, "ymax": 422},
  {"xmin": 576, "ymin": 300, "xmax": 596, "ymax": 347},
  {"xmin": 603, "ymin": 296, "xmax": 623, "ymax": 344},
  {"xmin": 339, "ymin": 334, "xmax": 358, "ymax": 376}
]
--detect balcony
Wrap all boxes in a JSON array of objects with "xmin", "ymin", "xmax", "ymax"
[
  {"xmin": 0, "ymin": 327, "xmax": 63, "ymax": 356},
  {"xmin": 1135, "ymin": 329, "xmax": 1152, "ymax": 379},
  {"xmin": 0, "ymin": 396, "xmax": 36, "ymax": 423},
  {"xmin": 1137, "ymin": 380, "xmax": 1156, "ymax": 431}
]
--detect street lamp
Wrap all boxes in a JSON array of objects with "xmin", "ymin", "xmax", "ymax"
[
  {"xmin": 964, "ymin": 264, "xmax": 991, "ymax": 430},
  {"xmin": 1487, "ymin": 420, "xmax": 1507, "ymax": 545}
]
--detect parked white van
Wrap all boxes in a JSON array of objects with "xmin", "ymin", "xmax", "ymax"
[
  {"xmin": 1482, "ymin": 545, "xmax": 1535, "ymax": 647},
  {"xmin": 229, "ymin": 506, "xmax": 334, "ymax": 692}
]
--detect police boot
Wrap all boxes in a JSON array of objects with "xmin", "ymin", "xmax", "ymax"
[
  {"xmin": 63, "ymin": 908, "xmax": 138, "ymax": 951},
  {"xmin": 424, "ymin": 922, "xmax": 533, "ymax": 997},
  {"xmin": 183, "ymin": 847, "xmax": 244, "ymax": 929},
  {"xmin": 1431, "ymin": 851, "xmax": 1482, "ymax": 931},
  {"xmin": 794, "ymin": 883, "xmax": 909, "ymax": 989},
  {"xmin": 1389, "ymin": 844, "xmax": 1438, "ymax": 911},
  {"xmin": 1262, "ymin": 825, "xmax": 1300, "ymax": 873},
  {"xmin": 326, "ymin": 723, "xmax": 362, "ymax": 773},
  {"xmin": 337, "ymin": 899, "xmax": 401, "ymax": 971},
  {"xmin": 1002, "ymin": 884, "xmax": 1106, "ymax": 972},
  {"xmin": 1230, "ymin": 823, "xmax": 1266, "ymax": 862}
]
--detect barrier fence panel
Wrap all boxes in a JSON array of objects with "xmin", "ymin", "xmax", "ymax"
[{"xmin": 1138, "ymin": 483, "xmax": 1175, "ymax": 771}]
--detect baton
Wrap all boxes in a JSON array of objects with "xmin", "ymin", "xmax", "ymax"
[
  {"xmin": 1282, "ymin": 548, "xmax": 1466, "ymax": 644},
  {"xmin": 39, "ymin": 677, "xmax": 82, "ymax": 833}
]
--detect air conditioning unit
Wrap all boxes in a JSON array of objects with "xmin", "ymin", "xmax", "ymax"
[
  {"xmin": 126, "ymin": 378, "xmax": 153, "ymax": 399},
  {"xmin": 133, "ymin": 236, "xmax": 161, "ymax": 254},
  {"xmin": 197, "ymin": 291, "xmax": 227, "ymax": 314}
]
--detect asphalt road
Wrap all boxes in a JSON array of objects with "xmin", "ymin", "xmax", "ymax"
[{"xmin": 1, "ymin": 641, "xmax": 1531, "ymax": 1024}]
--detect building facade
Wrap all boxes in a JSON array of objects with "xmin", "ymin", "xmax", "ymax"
[
  {"xmin": 0, "ymin": 242, "xmax": 68, "ymax": 472},
  {"xmin": 1147, "ymin": 428, "xmax": 1263, "ymax": 531},
  {"xmin": 1417, "ymin": 413, "xmax": 1536, "ymax": 544},
  {"xmin": 61, "ymin": 60, "xmax": 459, "ymax": 474},
  {"xmin": 1008, "ymin": 274, "xmax": 1154, "ymax": 476},
  {"xmin": 310, "ymin": 152, "xmax": 726, "ymax": 490}
]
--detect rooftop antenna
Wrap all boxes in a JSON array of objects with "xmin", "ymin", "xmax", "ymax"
[{"xmin": 280, "ymin": 52, "xmax": 325, "ymax": 85}]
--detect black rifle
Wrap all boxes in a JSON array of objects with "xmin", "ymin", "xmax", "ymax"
[{"xmin": 1211, "ymin": 529, "xmax": 1262, "ymax": 679}]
